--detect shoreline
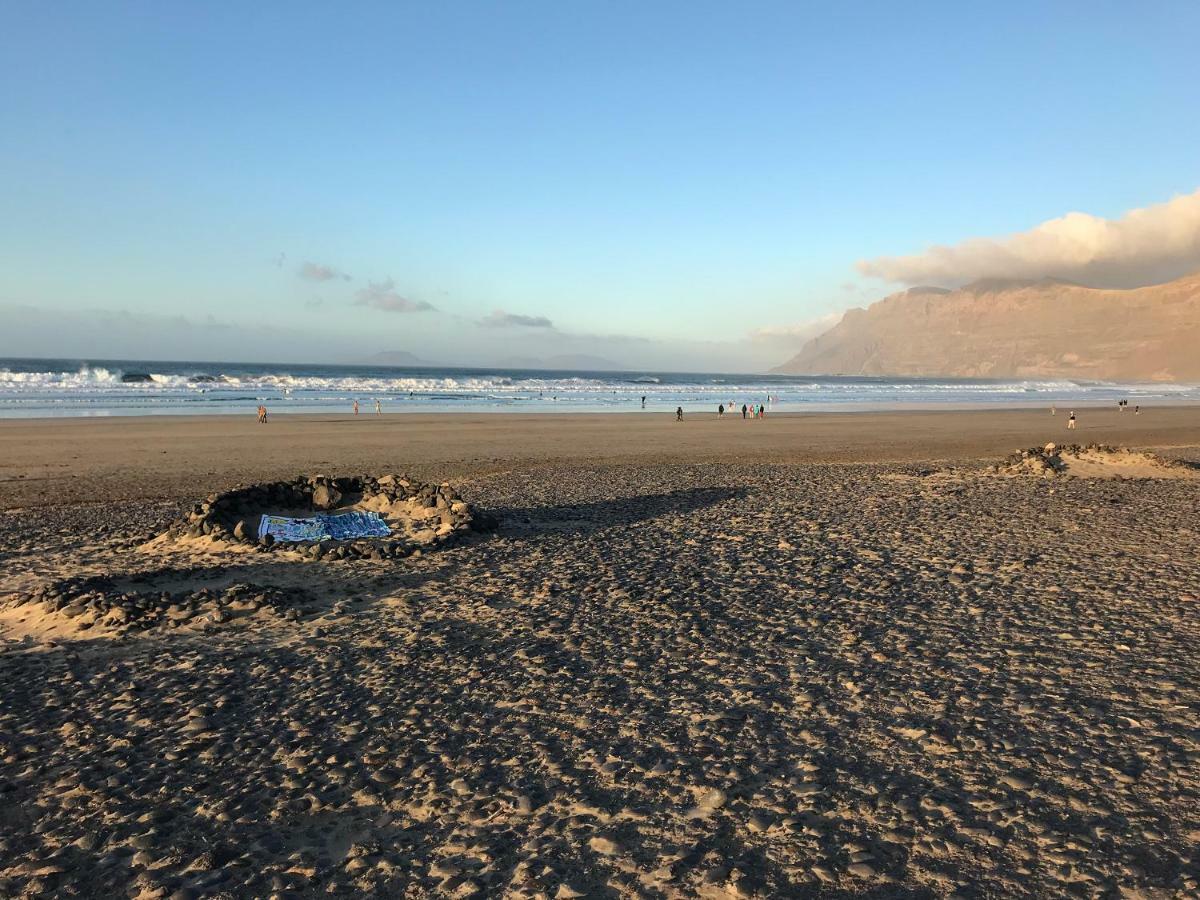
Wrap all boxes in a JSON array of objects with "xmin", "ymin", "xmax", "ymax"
[
  {"xmin": 3, "ymin": 405, "xmax": 1199, "ymax": 510},
  {"xmin": 4, "ymin": 396, "xmax": 1200, "ymax": 420}
]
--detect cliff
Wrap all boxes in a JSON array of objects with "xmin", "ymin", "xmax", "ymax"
[{"xmin": 773, "ymin": 274, "xmax": 1200, "ymax": 381}]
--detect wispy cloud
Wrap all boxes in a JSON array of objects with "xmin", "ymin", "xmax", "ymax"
[
  {"xmin": 479, "ymin": 309, "xmax": 555, "ymax": 328},
  {"xmin": 857, "ymin": 188, "xmax": 1200, "ymax": 289},
  {"xmin": 298, "ymin": 261, "xmax": 351, "ymax": 282},
  {"xmin": 354, "ymin": 279, "xmax": 435, "ymax": 313}
]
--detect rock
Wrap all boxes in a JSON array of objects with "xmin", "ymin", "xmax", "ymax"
[{"xmin": 312, "ymin": 484, "xmax": 342, "ymax": 510}]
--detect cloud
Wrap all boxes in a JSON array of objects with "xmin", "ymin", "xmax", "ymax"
[
  {"xmin": 298, "ymin": 261, "xmax": 351, "ymax": 282},
  {"xmin": 857, "ymin": 188, "xmax": 1200, "ymax": 289},
  {"xmin": 479, "ymin": 309, "xmax": 555, "ymax": 328},
  {"xmin": 354, "ymin": 279, "xmax": 435, "ymax": 313},
  {"xmin": 748, "ymin": 311, "xmax": 844, "ymax": 344}
]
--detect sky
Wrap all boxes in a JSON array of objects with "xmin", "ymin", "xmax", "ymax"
[{"xmin": 2, "ymin": 1, "xmax": 1199, "ymax": 370}]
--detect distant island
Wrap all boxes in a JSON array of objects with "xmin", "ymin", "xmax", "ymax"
[
  {"xmin": 365, "ymin": 350, "xmax": 430, "ymax": 367},
  {"xmin": 495, "ymin": 354, "xmax": 627, "ymax": 371},
  {"xmin": 774, "ymin": 272, "xmax": 1200, "ymax": 381}
]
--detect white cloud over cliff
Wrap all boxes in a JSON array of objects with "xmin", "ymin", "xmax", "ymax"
[{"xmin": 857, "ymin": 189, "xmax": 1200, "ymax": 289}]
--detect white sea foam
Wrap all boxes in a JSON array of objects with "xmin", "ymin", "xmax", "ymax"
[{"xmin": 1, "ymin": 361, "xmax": 1197, "ymax": 417}]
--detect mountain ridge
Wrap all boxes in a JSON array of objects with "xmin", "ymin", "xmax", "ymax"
[{"xmin": 773, "ymin": 272, "xmax": 1200, "ymax": 381}]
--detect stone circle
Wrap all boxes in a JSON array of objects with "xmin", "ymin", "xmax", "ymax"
[{"xmin": 166, "ymin": 474, "xmax": 498, "ymax": 560}]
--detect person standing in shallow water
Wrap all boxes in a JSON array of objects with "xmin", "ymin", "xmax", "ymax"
[{"xmin": 353, "ymin": 399, "xmax": 359, "ymax": 415}]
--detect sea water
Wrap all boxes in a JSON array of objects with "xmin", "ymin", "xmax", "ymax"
[{"xmin": 1, "ymin": 357, "xmax": 1197, "ymax": 418}]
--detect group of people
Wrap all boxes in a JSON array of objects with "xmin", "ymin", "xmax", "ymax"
[
  {"xmin": 351, "ymin": 399, "xmax": 384, "ymax": 415},
  {"xmin": 715, "ymin": 402, "xmax": 767, "ymax": 419},
  {"xmin": 1118, "ymin": 399, "xmax": 1140, "ymax": 414},
  {"xmin": 676, "ymin": 401, "xmax": 771, "ymax": 421}
]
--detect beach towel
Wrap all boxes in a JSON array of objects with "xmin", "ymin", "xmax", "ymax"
[{"xmin": 257, "ymin": 510, "xmax": 391, "ymax": 543}]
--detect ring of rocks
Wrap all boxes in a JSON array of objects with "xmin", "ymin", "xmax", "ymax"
[
  {"xmin": 991, "ymin": 443, "xmax": 1191, "ymax": 477},
  {"xmin": 166, "ymin": 474, "xmax": 498, "ymax": 561}
]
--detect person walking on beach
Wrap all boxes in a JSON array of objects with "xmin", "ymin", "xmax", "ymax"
[
  {"xmin": 1135, "ymin": 404, "xmax": 1140, "ymax": 415},
  {"xmin": 718, "ymin": 404, "xmax": 725, "ymax": 417},
  {"xmin": 256, "ymin": 404, "xmax": 268, "ymax": 423},
  {"xmin": 1067, "ymin": 411, "xmax": 1077, "ymax": 430},
  {"xmin": 676, "ymin": 406, "xmax": 683, "ymax": 421},
  {"xmin": 353, "ymin": 399, "xmax": 359, "ymax": 416},
  {"xmin": 375, "ymin": 398, "xmax": 382, "ymax": 415},
  {"xmin": 742, "ymin": 403, "xmax": 748, "ymax": 419},
  {"xmin": 1051, "ymin": 405, "xmax": 1056, "ymax": 416}
]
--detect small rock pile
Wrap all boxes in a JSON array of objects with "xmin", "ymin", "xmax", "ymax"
[
  {"xmin": 3, "ymin": 574, "xmax": 314, "ymax": 636},
  {"xmin": 166, "ymin": 474, "xmax": 497, "ymax": 560},
  {"xmin": 992, "ymin": 442, "xmax": 1186, "ymax": 478},
  {"xmin": 992, "ymin": 443, "xmax": 1073, "ymax": 476}
]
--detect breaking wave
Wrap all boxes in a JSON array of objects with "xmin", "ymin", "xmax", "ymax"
[{"xmin": 1, "ymin": 359, "xmax": 1198, "ymax": 417}]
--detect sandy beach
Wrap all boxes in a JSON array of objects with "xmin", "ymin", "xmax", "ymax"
[
  {"xmin": 4, "ymin": 406, "xmax": 1200, "ymax": 509},
  {"xmin": 2, "ymin": 408, "xmax": 1199, "ymax": 898}
]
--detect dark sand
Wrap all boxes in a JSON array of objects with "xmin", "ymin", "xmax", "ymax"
[{"xmin": 1, "ymin": 409, "xmax": 1198, "ymax": 898}]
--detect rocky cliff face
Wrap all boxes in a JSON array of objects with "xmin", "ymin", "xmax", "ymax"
[{"xmin": 773, "ymin": 274, "xmax": 1200, "ymax": 381}]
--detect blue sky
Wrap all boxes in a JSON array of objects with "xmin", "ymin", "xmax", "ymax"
[{"xmin": 2, "ymin": 1, "xmax": 1198, "ymax": 369}]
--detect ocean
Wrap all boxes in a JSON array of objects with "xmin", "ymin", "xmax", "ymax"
[{"xmin": 1, "ymin": 357, "xmax": 1197, "ymax": 418}]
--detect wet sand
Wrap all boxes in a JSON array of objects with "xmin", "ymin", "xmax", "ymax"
[
  {"xmin": 2, "ymin": 406, "xmax": 1200, "ymax": 508},
  {"xmin": 1, "ymin": 408, "xmax": 1198, "ymax": 898}
]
